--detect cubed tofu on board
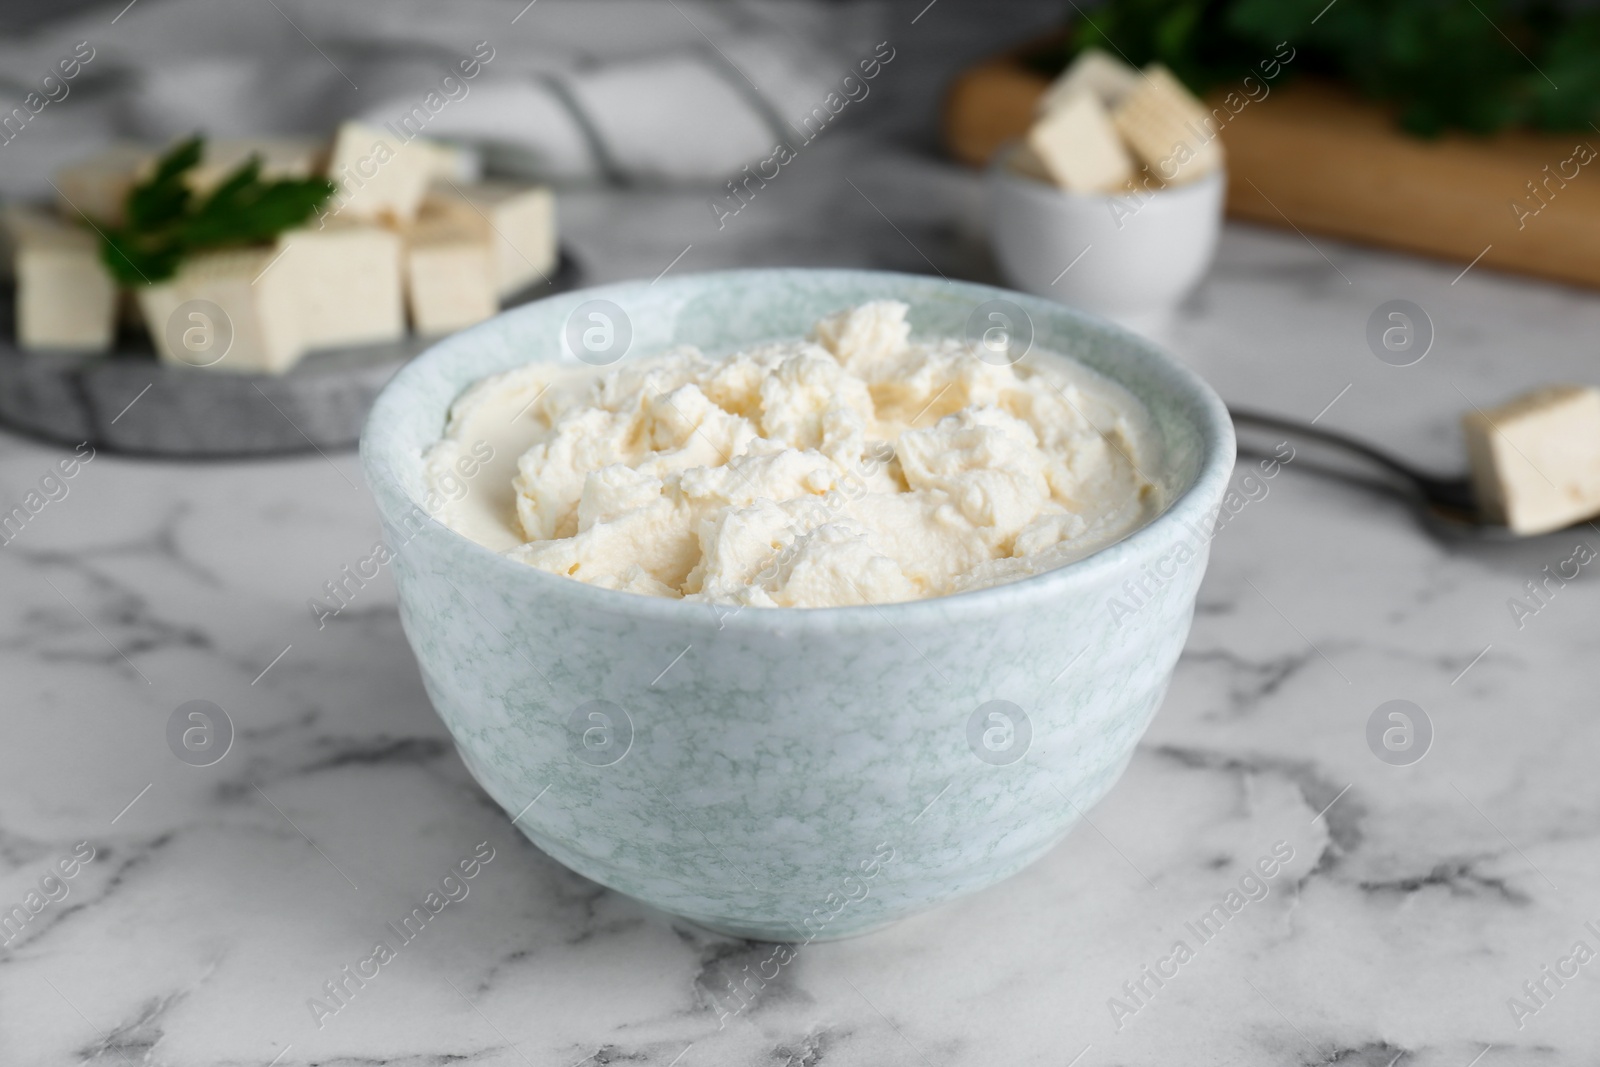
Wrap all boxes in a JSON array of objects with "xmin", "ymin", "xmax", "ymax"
[
  {"xmin": 22, "ymin": 132, "xmax": 561, "ymax": 368},
  {"xmin": 420, "ymin": 180, "xmax": 556, "ymax": 297},
  {"xmin": 188, "ymin": 138, "xmax": 325, "ymax": 191},
  {"xmin": 275, "ymin": 220, "xmax": 405, "ymax": 350},
  {"xmin": 53, "ymin": 140, "xmax": 324, "ymax": 227},
  {"xmin": 325, "ymin": 122, "xmax": 436, "ymax": 226},
  {"xmin": 4, "ymin": 205, "xmax": 116, "ymax": 351},
  {"xmin": 137, "ymin": 248, "xmax": 304, "ymax": 373},
  {"xmin": 51, "ymin": 144, "xmax": 150, "ymax": 227},
  {"xmin": 403, "ymin": 216, "xmax": 496, "ymax": 336}
]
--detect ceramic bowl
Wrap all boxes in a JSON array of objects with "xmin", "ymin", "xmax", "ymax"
[
  {"xmin": 360, "ymin": 269, "xmax": 1234, "ymax": 941},
  {"xmin": 987, "ymin": 148, "xmax": 1226, "ymax": 335}
]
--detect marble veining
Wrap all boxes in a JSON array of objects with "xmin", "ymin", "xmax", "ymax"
[{"xmin": 4, "ymin": 121, "xmax": 1600, "ymax": 1067}]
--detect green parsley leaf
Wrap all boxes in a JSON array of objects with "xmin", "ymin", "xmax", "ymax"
[{"xmin": 95, "ymin": 135, "xmax": 336, "ymax": 287}]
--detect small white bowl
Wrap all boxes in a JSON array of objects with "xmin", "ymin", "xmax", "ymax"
[{"xmin": 987, "ymin": 149, "xmax": 1225, "ymax": 336}]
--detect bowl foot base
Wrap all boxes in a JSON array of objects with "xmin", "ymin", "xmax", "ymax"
[{"xmin": 674, "ymin": 913, "xmax": 901, "ymax": 944}]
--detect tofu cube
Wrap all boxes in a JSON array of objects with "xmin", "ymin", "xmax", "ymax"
[
  {"xmin": 5, "ymin": 206, "xmax": 117, "ymax": 351},
  {"xmin": 137, "ymin": 248, "xmax": 305, "ymax": 373},
  {"xmin": 404, "ymin": 217, "xmax": 496, "ymax": 336},
  {"xmin": 53, "ymin": 139, "xmax": 325, "ymax": 227},
  {"xmin": 1026, "ymin": 92, "xmax": 1135, "ymax": 193},
  {"xmin": 1113, "ymin": 64, "xmax": 1224, "ymax": 185},
  {"xmin": 325, "ymin": 122, "xmax": 436, "ymax": 226},
  {"xmin": 420, "ymin": 180, "xmax": 556, "ymax": 296},
  {"xmin": 1006, "ymin": 143, "xmax": 1055, "ymax": 184},
  {"xmin": 1037, "ymin": 49, "xmax": 1141, "ymax": 116},
  {"xmin": 189, "ymin": 138, "xmax": 324, "ymax": 192},
  {"xmin": 421, "ymin": 141, "xmax": 482, "ymax": 184},
  {"xmin": 275, "ymin": 220, "xmax": 404, "ymax": 350},
  {"xmin": 1463, "ymin": 385, "xmax": 1600, "ymax": 535},
  {"xmin": 53, "ymin": 144, "xmax": 150, "ymax": 226}
]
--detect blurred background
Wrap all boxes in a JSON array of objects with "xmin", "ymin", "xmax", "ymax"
[{"xmin": 7, "ymin": 0, "xmax": 1599, "ymax": 384}]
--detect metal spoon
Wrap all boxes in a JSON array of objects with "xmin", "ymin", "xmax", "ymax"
[{"xmin": 1228, "ymin": 407, "xmax": 1516, "ymax": 539}]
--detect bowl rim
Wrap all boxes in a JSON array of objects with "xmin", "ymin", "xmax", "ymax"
[
  {"xmin": 988, "ymin": 143, "xmax": 1227, "ymax": 207},
  {"xmin": 360, "ymin": 267, "xmax": 1235, "ymax": 628}
]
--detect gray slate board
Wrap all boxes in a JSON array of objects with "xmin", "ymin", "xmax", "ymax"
[{"xmin": 0, "ymin": 249, "xmax": 581, "ymax": 458}]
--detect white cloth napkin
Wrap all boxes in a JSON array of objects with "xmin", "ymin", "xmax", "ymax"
[{"xmin": 0, "ymin": 0, "xmax": 883, "ymax": 196}]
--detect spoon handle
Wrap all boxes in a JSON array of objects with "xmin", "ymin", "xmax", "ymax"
[
  {"xmin": 1229, "ymin": 407, "xmax": 1478, "ymax": 518},
  {"xmin": 1230, "ymin": 408, "xmax": 1418, "ymax": 481}
]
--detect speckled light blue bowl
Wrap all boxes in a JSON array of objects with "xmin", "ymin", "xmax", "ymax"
[{"xmin": 361, "ymin": 269, "xmax": 1234, "ymax": 941}]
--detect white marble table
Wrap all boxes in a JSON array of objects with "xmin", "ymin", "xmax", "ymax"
[{"xmin": 5, "ymin": 129, "xmax": 1599, "ymax": 1065}]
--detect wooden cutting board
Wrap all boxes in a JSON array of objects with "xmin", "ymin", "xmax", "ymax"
[{"xmin": 945, "ymin": 60, "xmax": 1600, "ymax": 289}]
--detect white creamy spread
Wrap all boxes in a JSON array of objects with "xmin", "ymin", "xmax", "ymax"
[{"xmin": 424, "ymin": 301, "xmax": 1159, "ymax": 607}]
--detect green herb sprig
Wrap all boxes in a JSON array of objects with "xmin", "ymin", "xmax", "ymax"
[
  {"xmin": 1065, "ymin": 0, "xmax": 1600, "ymax": 137},
  {"xmin": 97, "ymin": 135, "xmax": 337, "ymax": 286}
]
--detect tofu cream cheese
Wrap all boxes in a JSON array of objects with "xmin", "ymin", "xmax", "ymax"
[{"xmin": 424, "ymin": 301, "xmax": 1160, "ymax": 607}]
